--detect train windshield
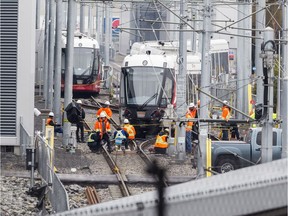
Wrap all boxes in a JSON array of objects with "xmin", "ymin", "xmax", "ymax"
[
  {"xmin": 121, "ymin": 67, "xmax": 174, "ymax": 106},
  {"xmin": 73, "ymin": 48, "xmax": 97, "ymax": 76}
]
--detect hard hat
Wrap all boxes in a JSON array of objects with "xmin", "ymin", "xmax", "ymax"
[
  {"xmin": 164, "ymin": 128, "xmax": 169, "ymax": 133},
  {"xmin": 124, "ymin": 119, "xmax": 129, "ymax": 124},
  {"xmin": 76, "ymin": 100, "xmax": 82, "ymax": 104},
  {"xmin": 100, "ymin": 111, "xmax": 107, "ymax": 118},
  {"xmin": 48, "ymin": 112, "xmax": 54, "ymax": 117},
  {"xmin": 104, "ymin": 101, "xmax": 110, "ymax": 105},
  {"xmin": 223, "ymin": 100, "xmax": 228, "ymax": 105},
  {"xmin": 189, "ymin": 102, "xmax": 195, "ymax": 108}
]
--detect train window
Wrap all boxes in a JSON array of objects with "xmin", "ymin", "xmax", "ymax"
[
  {"xmin": 73, "ymin": 48, "xmax": 94, "ymax": 76},
  {"xmin": 123, "ymin": 66, "xmax": 165, "ymax": 106}
]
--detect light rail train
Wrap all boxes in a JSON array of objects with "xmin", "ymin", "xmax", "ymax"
[
  {"xmin": 61, "ymin": 32, "xmax": 103, "ymax": 95},
  {"xmin": 120, "ymin": 40, "xmax": 230, "ymax": 137}
]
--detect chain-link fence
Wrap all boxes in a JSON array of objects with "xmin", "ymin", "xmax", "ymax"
[{"xmin": 34, "ymin": 127, "xmax": 69, "ymax": 213}]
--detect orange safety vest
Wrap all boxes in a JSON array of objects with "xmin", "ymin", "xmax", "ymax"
[
  {"xmin": 94, "ymin": 119, "xmax": 111, "ymax": 138},
  {"xmin": 123, "ymin": 124, "xmax": 136, "ymax": 140},
  {"xmin": 186, "ymin": 109, "xmax": 197, "ymax": 131},
  {"xmin": 154, "ymin": 134, "xmax": 168, "ymax": 149},
  {"xmin": 222, "ymin": 106, "xmax": 231, "ymax": 120},
  {"xmin": 96, "ymin": 107, "xmax": 113, "ymax": 118},
  {"xmin": 46, "ymin": 118, "xmax": 54, "ymax": 126}
]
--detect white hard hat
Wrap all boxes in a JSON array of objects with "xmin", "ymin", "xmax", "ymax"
[
  {"xmin": 124, "ymin": 119, "xmax": 129, "ymax": 124},
  {"xmin": 76, "ymin": 100, "xmax": 82, "ymax": 104},
  {"xmin": 189, "ymin": 102, "xmax": 195, "ymax": 108},
  {"xmin": 164, "ymin": 128, "xmax": 169, "ymax": 133},
  {"xmin": 100, "ymin": 111, "xmax": 107, "ymax": 118},
  {"xmin": 104, "ymin": 101, "xmax": 110, "ymax": 105},
  {"xmin": 48, "ymin": 112, "xmax": 54, "ymax": 117},
  {"xmin": 223, "ymin": 100, "xmax": 228, "ymax": 105}
]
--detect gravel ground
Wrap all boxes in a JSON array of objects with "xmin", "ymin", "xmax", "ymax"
[{"xmin": 0, "ymin": 95, "xmax": 196, "ymax": 214}]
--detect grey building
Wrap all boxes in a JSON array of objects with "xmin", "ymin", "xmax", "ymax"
[{"xmin": 0, "ymin": 0, "xmax": 36, "ymax": 154}]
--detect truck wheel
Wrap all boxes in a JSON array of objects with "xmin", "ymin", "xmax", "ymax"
[{"xmin": 216, "ymin": 157, "xmax": 237, "ymax": 173}]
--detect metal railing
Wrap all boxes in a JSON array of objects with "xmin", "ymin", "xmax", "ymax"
[
  {"xmin": 19, "ymin": 116, "xmax": 33, "ymax": 157},
  {"xmin": 34, "ymin": 126, "xmax": 70, "ymax": 213}
]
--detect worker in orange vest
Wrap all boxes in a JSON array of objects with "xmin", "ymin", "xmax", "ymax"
[
  {"xmin": 221, "ymin": 100, "xmax": 231, "ymax": 140},
  {"xmin": 94, "ymin": 111, "xmax": 112, "ymax": 152},
  {"xmin": 123, "ymin": 119, "xmax": 136, "ymax": 145},
  {"xmin": 96, "ymin": 101, "xmax": 113, "ymax": 119},
  {"xmin": 185, "ymin": 103, "xmax": 197, "ymax": 153},
  {"xmin": 154, "ymin": 128, "xmax": 169, "ymax": 154},
  {"xmin": 46, "ymin": 112, "xmax": 63, "ymax": 134}
]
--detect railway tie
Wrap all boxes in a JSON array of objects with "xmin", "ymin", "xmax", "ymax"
[{"xmin": 85, "ymin": 186, "xmax": 101, "ymax": 205}]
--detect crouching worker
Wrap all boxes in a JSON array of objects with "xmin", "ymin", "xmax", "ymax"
[
  {"xmin": 113, "ymin": 127, "xmax": 129, "ymax": 152},
  {"xmin": 154, "ymin": 128, "xmax": 169, "ymax": 154},
  {"xmin": 94, "ymin": 111, "xmax": 113, "ymax": 153},
  {"xmin": 46, "ymin": 112, "xmax": 63, "ymax": 134},
  {"xmin": 87, "ymin": 132, "xmax": 101, "ymax": 152}
]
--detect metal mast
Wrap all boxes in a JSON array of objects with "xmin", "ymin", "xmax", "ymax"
[
  {"xmin": 47, "ymin": 0, "xmax": 56, "ymax": 110},
  {"xmin": 80, "ymin": 2, "xmax": 85, "ymax": 33},
  {"xmin": 54, "ymin": 0, "xmax": 63, "ymax": 124},
  {"xmin": 44, "ymin": 0, "xmax": 50, "ymax": 106},
  {"xmin": 198, "ymin": 0, "xmax": 212, "ymax": 178},
  {"xmin": 281, "ymin": 0, "xmax": 288, "ymax": 158},
  {"xmin": 63, "ymin": 0, "xmax": 76, "ymax": 147},
  {"xmin": 255, "ymin": 0, "xmax": 265, "ymax": 106},
  {"xmin": 175, "ymin": 0, "xmax": 187, "ymax": 160},
  {"xmin": 261, "ymin": 27, "xmax": 275, "ymax": 163}
]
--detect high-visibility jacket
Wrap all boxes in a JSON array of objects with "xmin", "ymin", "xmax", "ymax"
[
  {"xmin": 97, "ymin": 107, "xmax": 112, "ymax": 118},
  {"xmin": 123, "ymin": 124, "xmax": 136, "ymax": 139},
  {"xmin": 46, "ymin": 117, "xmax": 55, "ymax": 126},
  {"xmin": 222, "ymin": 106, "xmax": 231, "ymax": 120},
  {"xmin": 94, "ymin": 119, "xmax": 111, "ymax": 138},
  {"xmin": 114, "ymin": 130, "xmax": 128, "ymax": 145},
  {"xmin": 185, "ymin": 109, "xmax": 197, "ymax": 131},
  {"xmin": 154, "ymin": 134, "xmax": 168, "ymax": 149}
]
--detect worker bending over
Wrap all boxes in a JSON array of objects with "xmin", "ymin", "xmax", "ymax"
[
  {"xmin": 153, "ymin": 128, "xmax": 169, "ymax": 154},
  {"xmin": 113, "ymin": 126, "xmax": 129, "ymax": 151},
  {"xmin": 122, "ymin": 119, "xmax": 136, "ymax": 144},
  {"xmin": 97, "ymin": 101, "xmax": 112, "ymax": 119}
]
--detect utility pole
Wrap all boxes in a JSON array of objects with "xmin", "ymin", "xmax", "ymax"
[
  {"xmin": 36, "ymin": 0, "xmax": 40, "ymax": 29},
  {"xmin": 88, "ymin": 4, "xmax": 92, "ymax": 36},
  {"xmin": 47, "ymin": 0, "xmax": 56, "ymax": 110},
  {"xmin": 236, "ymin": 0, "xmax": 245, "ymax": 118},
  {"xmin": 63, "ymin": 0, "xmax": 76, "ymax": 147},
  {"xmin": 243, "ymin": 0, "xmax": 251, "ymax": 116},
  {"xmin": 198, "ymin": 0, "xmax": 212, "ymax": 178},
  {"xmin": 80, "ymin": 2, "xmax": 85, "ymax": 33},
  {"xmin": 104, "ymin": 3, "xmax": 112, "ymax": 89},
  {"xmin": 175, "ymin": 0, "xmax": 187, "ymax": 161},
  {"xmin": 261, "ymin": 27, "xmax": 275, "ymax": 163},
  {"xmin": 281, "ymin": 0, "xmax": 288, "ymax": 158},
  {"xmin": 54, "ymin": 0, "xmax": 63, "ymax": 124},
  {"xmin": 255, "ymin": 0, "xmax": 265, "ymax": 106},
  {"xmin": 43, "ymin": 0, "xmax": 50, "ymax": 106}
]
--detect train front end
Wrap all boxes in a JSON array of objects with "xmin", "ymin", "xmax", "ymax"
[
  {"xmin": 61, "ymin": 33, "xmax": 102, "ymax": 96},
  {"xmin": 120, "ymin": 54, "xmax": 176, "ymax": 138}
]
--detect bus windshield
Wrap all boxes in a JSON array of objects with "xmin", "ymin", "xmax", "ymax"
[
  {"xmin": 122, "ymin": 66, "xmax": 174, "ymax": 106},
  {"xmin": 73, "ymin": 48, "xmax": 95, "ymax": 76}
]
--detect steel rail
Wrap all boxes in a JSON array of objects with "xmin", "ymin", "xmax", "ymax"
[
  {"xmin": 137, "ymin": 138, "xmax": 169, "ymax": 187},
  {"xmin": 102, "ymin": 144, "xmax": 131, "ymax": 197},
  {"xmin": 82, "ymin": 117, "xmax": 131, "ymax": 197},
  {"xmin": 90, "ymin": 96, "xmax": 119, "ymax": 112}
]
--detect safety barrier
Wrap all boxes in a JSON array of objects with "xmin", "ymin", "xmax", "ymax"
[
  {"xmin": 19, "ymin": 116, "xmax": 33, "ymax": 157},
  {"xmin": 34, "ymin": 126, "xmax": 69, "ymax": 213}
]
